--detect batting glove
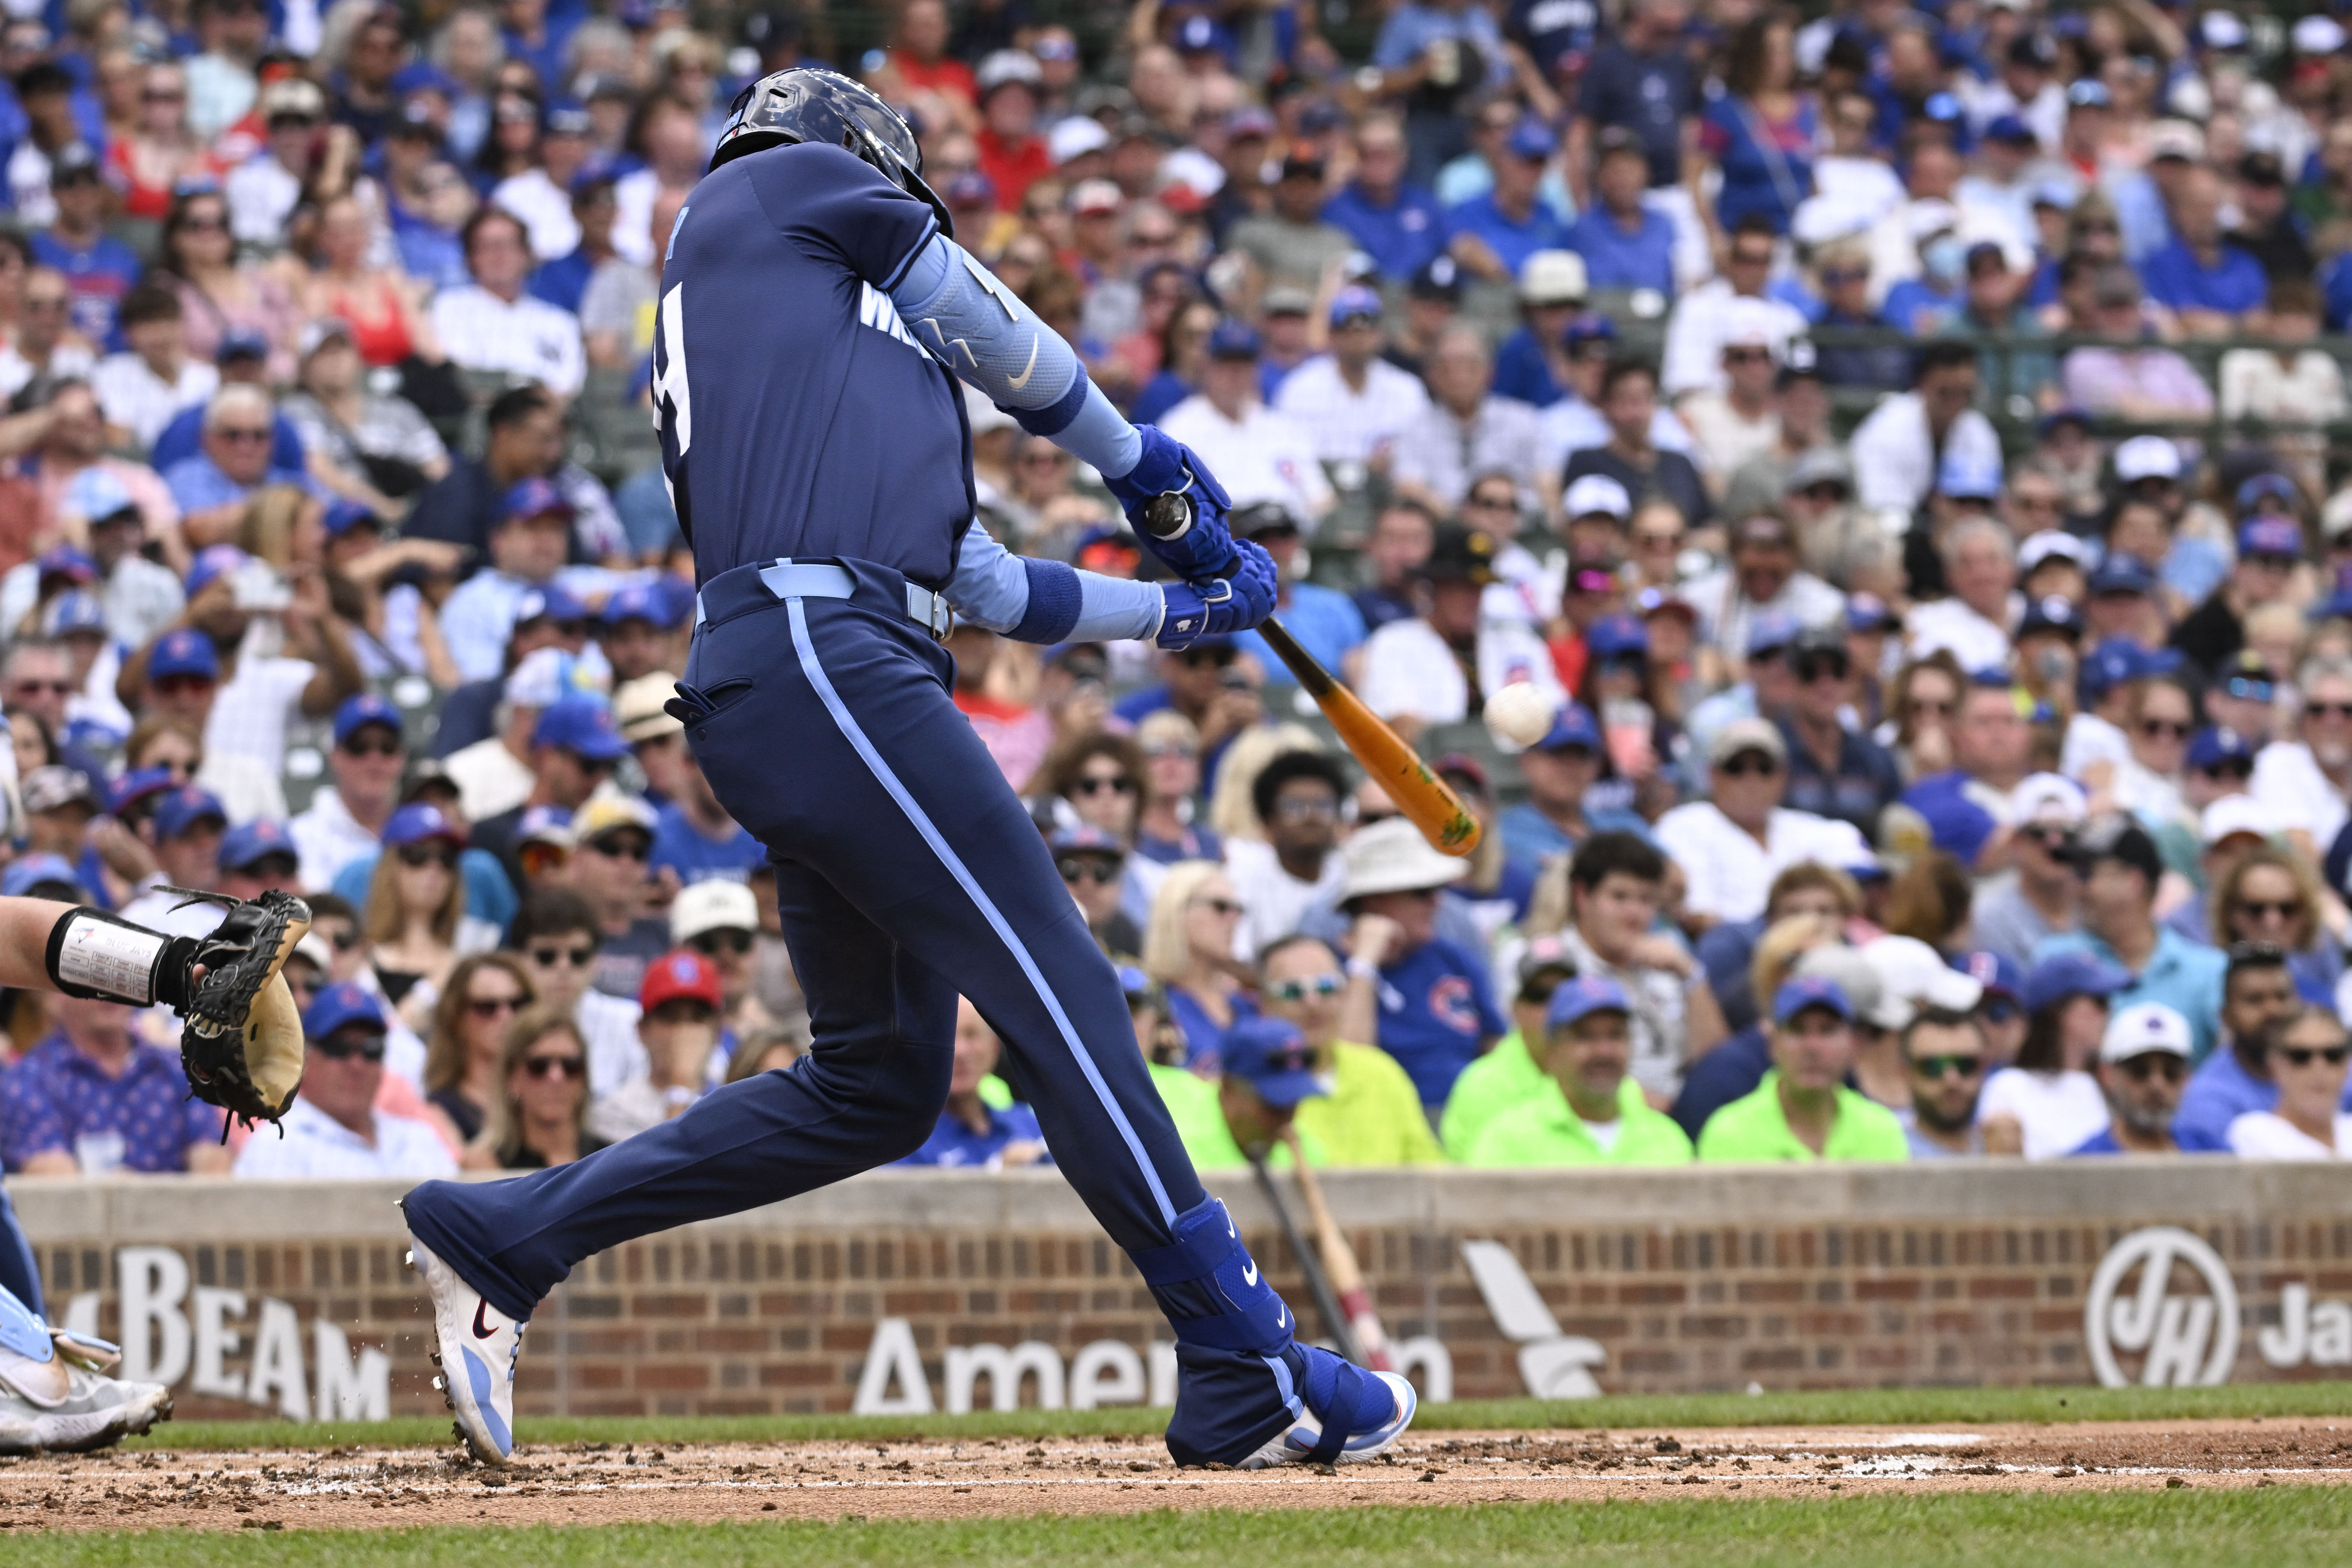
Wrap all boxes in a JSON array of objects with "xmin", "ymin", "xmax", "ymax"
[
  {"xmin": 1105, "ymin": 426, "xmax": 1238, "ymax": 580},
  {"xmin": 1157, "ymin": 539, "xmax": 1278, "ymax": 649}
]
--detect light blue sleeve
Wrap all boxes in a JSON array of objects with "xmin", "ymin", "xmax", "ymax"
[
  {"xmin": 944, "ymin": 521, "xmax": 1165, "ymax": 644},
  {"xmin": 888, "ymin": 234, "xmax": 1141, "ymax": 479}
]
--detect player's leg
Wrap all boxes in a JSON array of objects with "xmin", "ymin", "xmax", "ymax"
[
  {"xmin": 704, "ymin": 598, "xmax": 1411, "ymax": 1468},
  {"xmin": 0, "ymin": 1193, "xmax": 172, "ymax": 1454},
  {"xmin": 0, "ymin": 1186, "xmax": 42, "ymax": 1320},
  {"xmin": 399, "ymin": 862, "xmax": 954, "ymax": 1461}
]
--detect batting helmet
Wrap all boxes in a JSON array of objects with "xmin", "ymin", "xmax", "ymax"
[{"xmin": 710, "ymin": 67, "xmax": 952, "ymax": 239}]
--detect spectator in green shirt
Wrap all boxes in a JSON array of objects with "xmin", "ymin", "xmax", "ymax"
[
  {"xmin": 1467, "ymin": 975, "xmax": 1695, "ymax": 1167},
  {"xmin": 1257, "ymin": 935, "xmax": 1444, "ymax": 1166},
  {"xmin": 1144, "ymin": 1012, "xmax": 1333, "ymax": 1172},
  {"xmin": 1696, "ymin": 976, "xmax": 1911, "ymax": 1163},
  {"xmin": 1440, "ymin": 932, "xmax": 1578, "ymax": 1158}
]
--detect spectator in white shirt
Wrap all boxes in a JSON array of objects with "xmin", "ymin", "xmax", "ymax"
[
  {"xmin": 233, "ymin": 981, "xmax": 458, "ymax": 1179},
  {"xmin": 1158, "ymin": 318, "xmax": 1333, "ymax": 525},
  {"xmin": 1674, "ymin": 303, "xmax": 1785, "ymax": 491},
  {"xmin": 1271, "ymin": 285, "xmax": 1432, "ymax": 468},
  {"xmin": 2229, "ymin": 1005, "xmax": 2352, "ymax": 1159},
  {"xmin": 292, "ymin": 693, "xmax": 408, "ymax": 892},
  {"xmin": 2252, "ymin": 656, "xmax": 2352, "ymax": 856},
  {"xmin": 1357, "ymin": 523, "xmax": 1561, "ymax": 737},
  {"xmin": 1849, "ymin": 339, "xmax": 2002, "ymax": 513},
  {"xmin": 2, "ymin": 468, "xmax": 186, "ymax": 651},
  {"xmin": 117, "ymin": 544, "xmax": 365, "ymax": 790},
  {"xmin": 1905, "ymin": 516, "xmax": 2020, "ymax": 673},
  {"xmin": 1659, "ymin": 217, "xmax": 1808, "ymax": 399},
  {"xmin": 492, "ymin": 100, "xmax": 597, "ymax": 268},
  {"xmin": 1680, "ymin": 511, "xmax": 1846, "ymax": 662},
  {"xmin": 1389, "ymin": 325, "xmax": 1545, "ymax": 514},
  {"xmin": 90, "ymin": 284, "xmax": 217, "ymax": 452},
  {"xmin": 428, "ymin": 206, "xmax": 586, "ymax": 398},
  {"xmin": 224, "ymin": 75, "xmax": 328, "ymax": 249},
  {"xmin": 1225, "ymin": 749, "xmax": 1352, "ymax": 960},
  {"xmin": 1654, "ymin": 718, "xmax": 1870, "ymax": 932}
]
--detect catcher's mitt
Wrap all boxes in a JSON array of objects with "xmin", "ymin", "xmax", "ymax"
[{"xmin": 164, "ymin": 888, "xmax": 313, "ymax": 1130}]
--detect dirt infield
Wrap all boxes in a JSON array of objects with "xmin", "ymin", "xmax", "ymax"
[{"xmin": 3, "ymin": 1417, "xmax": 2349, "ymax": 1534}]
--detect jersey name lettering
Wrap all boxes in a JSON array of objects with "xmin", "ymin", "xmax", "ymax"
[{"xmin": 858, "ymin": 282, "xmax": 927, "ymax": 355}]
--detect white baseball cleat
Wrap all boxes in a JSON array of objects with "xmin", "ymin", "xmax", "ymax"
[
  {"xmin": 405, "ymin": 1231, "xmax": 524, "ymax": 1466},
  {"xmin": 1237, "ymin": 1348, "xmax": 1417, "ymax": 1470},
  {"xmin": 0, "ymin": 1325, "xmax": 171, "ymax": 1455}
]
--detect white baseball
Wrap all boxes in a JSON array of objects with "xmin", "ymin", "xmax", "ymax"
[{"xmin": 1483, "ymin": 681, "xmax": 1559, "ymax": 748}]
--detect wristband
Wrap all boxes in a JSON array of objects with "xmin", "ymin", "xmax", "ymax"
[
  {"xmin": 45, "ymin": 908, "xmax": 195, "ymax": 1009},
  {"xmin": 1345, "ymin": 956, "xmax": 1381, "ymax": 983}
]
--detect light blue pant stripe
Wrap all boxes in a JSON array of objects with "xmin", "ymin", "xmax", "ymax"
[{"xmin": 785, "ymin": 599, "xmax": 1179, "ymax": 1227}]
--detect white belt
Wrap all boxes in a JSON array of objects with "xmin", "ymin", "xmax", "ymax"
[{"xmin": 693, "ymin": 560, "xmax": 952, "ymax": 641}]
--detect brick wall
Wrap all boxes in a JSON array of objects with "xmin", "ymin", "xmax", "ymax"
[{"xmin": 12, "ymin": 1163, "xmax": 2352, "ymax": 1421}]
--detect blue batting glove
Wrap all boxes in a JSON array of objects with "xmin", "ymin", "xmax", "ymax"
[
  {"xmin": 1104, "ymin": 426, "xmax": 1237, "ymax": 579},
  {"xmin": 1156, "ymin": 539, "xmax": 1279, "ymax": 649}
]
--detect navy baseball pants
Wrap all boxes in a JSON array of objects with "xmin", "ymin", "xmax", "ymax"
[{"xmin": 403, "ymin": 560, "xmax": 1306, "ymax": 1463}]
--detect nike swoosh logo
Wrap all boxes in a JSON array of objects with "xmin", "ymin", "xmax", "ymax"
[
  {"xmin": 1242, "ymin": 1259, "xmax": 1259, "ymax": 1288},
  {"xmin": 1004, "ymin": 334, "xmax": 1040, "ymax": 390},
  {"xmin": 1276, "ymin": 1303, "xmax": 1287, "ymax": 1330},
  {"xmin": 472, "ymin": 1300, "xmax": 500, "ymax": 1340}
]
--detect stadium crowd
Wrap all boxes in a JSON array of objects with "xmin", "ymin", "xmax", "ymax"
[{"xmin": 5, "ymin": 0, "xmax": 2352, "ymax": 1182}]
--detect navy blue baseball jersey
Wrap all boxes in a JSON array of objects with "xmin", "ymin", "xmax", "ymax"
[{"xmin": 651, "ymin": 142, "xmax": 975, "ymax": 585}]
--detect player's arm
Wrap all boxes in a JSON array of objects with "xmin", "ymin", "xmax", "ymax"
[
  {"xmin": 943, "ymin": 521, "xmax": 1271, "ymax": 651},
  {"xmin": 887, "ymin": 233, "xmax": 1258, "ymax": 584}
]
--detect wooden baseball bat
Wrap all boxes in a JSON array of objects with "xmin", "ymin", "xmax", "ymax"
[
  {"xmin": 1142, "ymin": 494, "xmax": 1482, "ymax": 859},
  {"xmin": 1280, "ymin": 1128, "xmax": 1396, "ymax": 1373},
  {"xmin": 1249, "ymin": 1153, "xmax": 1363, "ymax": 1365}
]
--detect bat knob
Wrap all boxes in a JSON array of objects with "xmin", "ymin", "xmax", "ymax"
[{"xmin": 1141, "ymin": 491, "xmax": 1192, "ymax": 539}]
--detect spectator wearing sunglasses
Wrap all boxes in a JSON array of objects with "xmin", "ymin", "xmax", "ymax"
[
  {"xmin": 469, "ymin": 696, "xmax": 630, "ymax": 890},
  {"xmin": 1254, "ymin": 935, "xmax": 1439, "ymax": 1166},
  {"xmin": 2200, "ymin": 655, "xmax": 2280, "ymax": 750},
  {"xmin": 1139, "ymin": 861, "xmax": 1255, "ymax": 1075},
  {"xmin": 2174, "ymin": 944, "xmax": 2323, "ymax": 1151},
  {"xmin": 512, "ymin": 887, "xmax": 646, "ymax": 1109},
  {"xmin": 234, "ymin": 982, "xmax": 457, "ymax": 1180},
  {"xmin": 2228, "ymin": 1006, "xmax": 2352, "ymax": 1159},
  {"xmin": 2253, "ymin": 656, "xmax": 2352, "ymax": 859},
  {"xmin": 293, "ymin": 693, "xmax": 408, "ymax": 891},
  {"xmin": 421, "ymin": 952, "xmax": 539, "ymax": 1147},
  {"xmin": 473, "ymin": 1006, "xmax": 607, "ymax": 1171},
  {"xmin": 1048, "ymin": 822, "xmax": 1139, "ymax": 960},
  {"xmin": 367, "ymin": 804, "xmax": 499, "ymax": 1027},
  {"xmin": 1896, "ymin": 1006, "xmax": 1992, "ymax": 1158},
  {"xmin": 671, "ymin": 878, "xmax": 778, "ymax": 1057},
  {"xmin": 1656, "ymin": 719, "xmax": 1868, "ymax": 933},
  {"xmin": 2212, "ymin": 845, "xmax": 2344, "ymax": 1004},
  {"xmin": 1468, "ymin": 975, "xmax": 1694, "ymax": 1167},
  {"xmin": 1776, "ymin": 628, "xmax": 1900, "ymax": 842},
  {"xmin": 569, "ymin": 792, "xmax": 671, "ymax": 1003},
  {"xmin": 2068, "ymin": 1002, "xmax": 2193, "ymax": 1156}
]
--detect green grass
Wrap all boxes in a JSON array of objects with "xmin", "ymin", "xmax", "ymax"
[
  {"xmin": 119, "ymin": 1381, "xmax": 2352, "ymax": 1454},
  {"xmin": 14, "ymin": 1490, "xmax": 2352, "ymax": 1566}
]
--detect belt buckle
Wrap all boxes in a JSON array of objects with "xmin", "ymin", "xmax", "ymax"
[{"xmin": 923, "ymin": 588, "xmax": 952, "ymax": 643}]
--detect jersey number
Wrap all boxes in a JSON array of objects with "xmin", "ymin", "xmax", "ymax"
[{"xmin": 652, "ymin": 282, "xmax": 691, "ymax": 455}]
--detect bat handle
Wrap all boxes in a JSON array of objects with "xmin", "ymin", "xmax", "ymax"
[{"xmin": 1141, "ymin": 491, "xmax": 1192, "ymax": 540}]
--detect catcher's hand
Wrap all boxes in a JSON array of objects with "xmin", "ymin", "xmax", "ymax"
[{"xmin": 164, "ymin": 888, "xmax": 313, "ymax": 1129}]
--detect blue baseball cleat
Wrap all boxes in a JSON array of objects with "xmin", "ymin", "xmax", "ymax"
[
  {"xmin": 403, "ymin": 1222, "xmax": 525, "ymax": 1466},
  {"xmin": 1237, "ymin": 1344, "xmax": 1417, "ymax": 1469}
]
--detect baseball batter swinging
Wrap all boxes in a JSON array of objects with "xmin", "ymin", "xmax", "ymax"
[{"xmin": 398, "ymin": 68, "xmax": 1417, "ymax": 1471}]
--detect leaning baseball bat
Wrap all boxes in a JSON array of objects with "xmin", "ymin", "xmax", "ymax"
[
  {"xmin": 1250, "ymin": 1152, "xmax": 1364, "ymax": 1365},
  {"xmin": 1280, "ymin": 1128, "xmax": 1396, "ymax": 1373},
  {"xmin": 1142, "ymin": 494, "xmax": 1481, "ymax": 859}
]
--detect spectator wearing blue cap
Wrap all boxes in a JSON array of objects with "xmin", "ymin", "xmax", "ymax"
[
  {"xmin": 1157, "ymin": 318, "xmax": 1334, "ymax": 528},
  {"xmin": 1564, "ymin": 127, "xmax": 1678, "ymax": 299},
  {"xmin": 1977, "ymin": 949, "xmax": 2134, "ymax": 1158},
  {"xmin": 1271, "ymin": 284, "xmax": 1434, "ymax": 466},
  {"xmin": 116, "ymin": 786, "xmax": 232, "ymax": 937},
  {"xmin": 1695, "ymin": 977, "xmax": 1909, "ymax": 1162},
  {"xmin": 0, "ymin": 853, "xmax": 84, "ymax": 902},
  {"xmin": 439, "ymin": 477, "xmax": 607, "ymax": 683},
  {"xmin": 0, "ymin": 472, "xmax": 181, "ymax": 655},
  {"xmin": 895, "ymin": 997, "xmax": 1051, "ymax": 1170},
  {"xmin": 232, "ymin": 981, "xmax": 458, "ymax": 1181},
  {"xmin": 1496, "ymin": 700, "xmax": 1651, "ymax": 867},
  {"xmin": 1440, "ymin": 119, "xmax": 1572, "ymax": 283},
  {"xmin": 0, "ymin": 980, "xmax": 231, "ymax": 1176},
  {"xmin": 468, "ymin": 699, "xmax": 633, "ymax": 889},
  {"xmin": 1467, "ymin": 973, "xmax": 1694, "ymax": 1166},
  {"xmin": 2171, "ymin": 515, "xmax": 2304, "ymax": 679},
  {"xmin": 1319, "ymin": 118, "xmax": 1446, "ymax": 283},
  {"xmin": 596, "ymin": 578, "xmax": 686, "ymax": 685},
  {"xmin": 291, "ymin": 694, "xmax": 410, "ymax": 891},
  {"xmin": 1156, "ymin": 1014, "xmax": 1333, "ymax": 1172},
  {"xmin": 2033, "ymin": 813, "xmax": 2227, "ymax": 1063}
]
